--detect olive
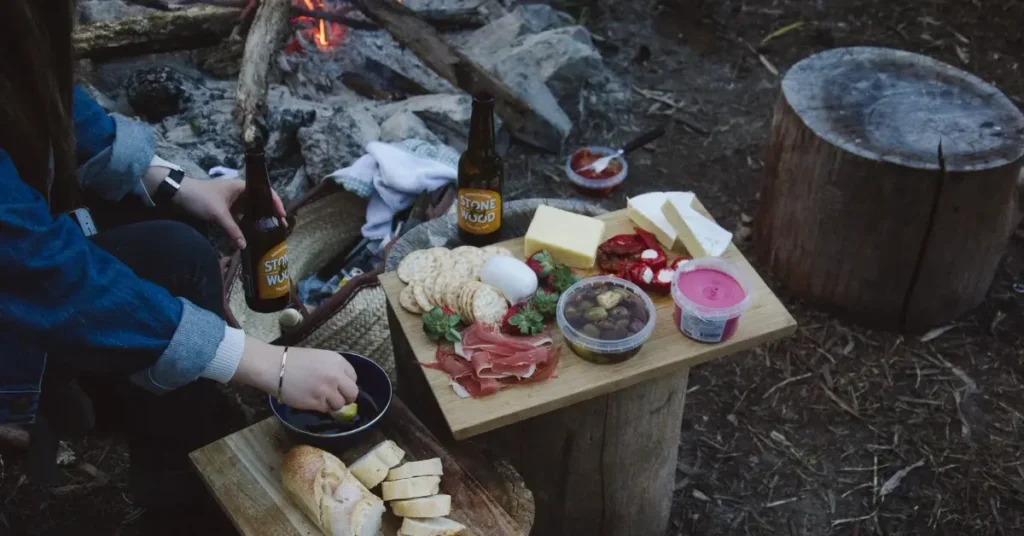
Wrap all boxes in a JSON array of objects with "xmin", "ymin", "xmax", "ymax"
[
  {"xmin": 581, "ymin": 323, "xmax": 601, "ymax": 338},
  {"xmin": 629, "ymin": 319, "xmax": 646, "ymax": 333},
  {"xmin": 609, "ymin": 306, "xmax": 631, "ymax": 320},
  {"xmin": 565, "ymin": 305, "xmax": 581, "ymax": 317},
  {"xmin": 601, "ymin": 327, "xmax": 628, "ymax": 340},
  {"xmin": 597, "ymin": 319, "xmax": 617, "ymax": 332},
  {"xmin": 614, "ymin": 318, "xmax": 630, "ymax": 330},
  {"xmin": 596, "ymin": 290, "xmax": 624, "ymax": 309},
  {"xmin": 578, "ymin": 299, "xmax": 596, "ymax": 311},
  {"xmin": 584, "ymin": 307, "xmax": 609, "ymax": 321}
]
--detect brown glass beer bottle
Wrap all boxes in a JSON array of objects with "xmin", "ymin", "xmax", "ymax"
[
  {"xmin": 457, "ymin": 94, "xmax": 504, "ymax": 246},
  {"xmin": 241, "ymin": 148, "xmax": 291, "ymax": 312}
]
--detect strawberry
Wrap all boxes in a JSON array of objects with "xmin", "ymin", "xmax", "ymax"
[
  {"xmin": 501, "ymin": 303, "xmax": 545, "ymax": 336},
  {"xmin": 526, "ymin": 250, "xmax": 557, "ymax": 278},
  {"xmin": 531, "ymin": 289, "xmax": 560, "ymax": 319},
  {"xmin": 423, "ymin": 307, "xmax": 462, "ymax": 342}
]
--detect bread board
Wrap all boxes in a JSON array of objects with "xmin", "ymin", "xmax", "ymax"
[
  {"xmin": 190, "ymin": 399, "xmax": 525, "ymax": 536},
  {"xmin": 380, "ymin": 202, "xmax": 798, "ymax": 440}
]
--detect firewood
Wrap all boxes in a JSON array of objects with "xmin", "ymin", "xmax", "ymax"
[
  {"xmin": 236, "ymin": 0, "xmax": 291, "ymax": 150},
  {"xmin": 352, "ymin": 0, "xmax": 564, "ymax": 151},
  {"xmin": 73, "ymin": 5, "xmax": 242, "ymax": 60}
]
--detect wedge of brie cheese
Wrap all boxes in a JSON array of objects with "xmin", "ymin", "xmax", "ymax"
[
  {"xmin": 627, "ymin": 192, "xmax": 695, "ymax": 251},
  {"xmin": 661, "ymin": 195, "xmax": 732, "ymax": 257}
]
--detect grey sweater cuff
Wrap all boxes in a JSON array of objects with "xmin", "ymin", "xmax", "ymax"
[
  {"xmin": 76, "ymin": 115, "xmax": 155, "ymax": 205},
  {"xmin": 131, "ymin": 298, "xmax": 226, "ymax": 394}
]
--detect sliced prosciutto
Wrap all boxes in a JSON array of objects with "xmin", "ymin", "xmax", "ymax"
[{"xmin": 422, "ymin": 325, "xmax": 560, "ymax": 398}]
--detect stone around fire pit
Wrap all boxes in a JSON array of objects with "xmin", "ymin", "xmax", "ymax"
[
  {"xmin": 455, "ymin": 4, "xmax": 575, "ymax": 58},
  {"xmin": 76, "ymin": 0, "xmax": 156, "ymax": 24},
  {"xmin": 298, "ymin": 105, "xmax": 381, "ymax": 183},
  {"xmin": 379, "ymin": 111, "xmax": 443, "ymax": 145}
]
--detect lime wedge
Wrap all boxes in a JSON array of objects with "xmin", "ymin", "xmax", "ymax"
[{"xmin": 331, "ymin": 403, "xmax": 359, "ymax": 422}]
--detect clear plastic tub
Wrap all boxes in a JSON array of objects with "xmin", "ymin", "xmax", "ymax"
[
  {"xmin": 556, "ymin": 276, "xmax": 656, "ymax": 364},
  {"xmin": 671, "ymin": 258, "xmax": 753, "ymax": 344},
  {"xmin": 565, "ymin": 146, "xmax": 628, "ymax": 198}
]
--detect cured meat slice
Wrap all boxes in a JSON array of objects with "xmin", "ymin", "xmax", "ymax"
[{"xmin": 461, "ymin": 324, "xmax": 552, "ymax": 352}]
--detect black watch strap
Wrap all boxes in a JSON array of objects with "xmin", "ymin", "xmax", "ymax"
[{"xmin": 154, "ymin": 168, "xmax": 184, "ymax": 206}]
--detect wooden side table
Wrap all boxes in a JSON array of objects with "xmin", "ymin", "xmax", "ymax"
[{"xmin": 381, "ymin": 206, "xmax": 797, "ymax": 536}]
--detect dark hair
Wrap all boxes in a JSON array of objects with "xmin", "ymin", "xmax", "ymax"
[{"xmin": 0, "ymin": 0, "xmax": 79, "ymax": 213}]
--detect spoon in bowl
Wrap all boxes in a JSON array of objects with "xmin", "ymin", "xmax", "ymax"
[{"xmin": 575, "ymin": 125, "xmax": 667, "ymax": 175}]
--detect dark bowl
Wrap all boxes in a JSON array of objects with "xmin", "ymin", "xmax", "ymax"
[{"xmin": 269, "ymin": 352, "xmax": 393, "ymax": 452}]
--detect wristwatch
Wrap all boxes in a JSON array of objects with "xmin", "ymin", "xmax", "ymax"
[{"xmin": 154, "ymin": 168, "xmax": 184, "ymax": 206}]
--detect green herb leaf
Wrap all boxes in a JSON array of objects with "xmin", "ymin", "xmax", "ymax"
[
  {"xmin": 531, "ymin": 289, "xmax": 560, "ymax": 318},
  {"xmin": 509, "ymin": 306, "xmax": 545, "ymax": 335}
]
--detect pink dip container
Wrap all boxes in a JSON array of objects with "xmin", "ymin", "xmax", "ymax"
[{"xmin": 670, "ymin": 258, "xmax": 753, "ymax": 343}]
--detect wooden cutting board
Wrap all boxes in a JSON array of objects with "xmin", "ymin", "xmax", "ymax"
[
  {"xmin": 190, "ymin": 399, "xmax": 526, "ymax": 536},
  {"xmin": 379, "ymin": 203, "xmax": 798, "ymax": 440}
]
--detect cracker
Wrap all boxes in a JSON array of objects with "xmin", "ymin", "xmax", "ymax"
[
  {"xmin": 445, "ymin": 278, "xmax": 467, "ymax": 312},
  {"xmin": 421, "ymin": 271, "xmax": 441, "ymax": 304},
  {"xmin": 472, "ymin": 285, "xmax": 509, "ymax": 326},
  {"xmin": 399, "ymin": 283, "xmax": 422, "ymax": 314},
  {"xmin": 432, "ymin": 273, "xmax": 453, "ymax": 308},
  {"xmin": 482, "ymin": 246, "xmax": 514, "ymax": 258},
  {"xmin": 397, "ymin": 250, "xmax": 437, "ymax": 283},
  {"xmin": 450, "ymin": 254, "xmax": 477, "ymax": 281},
  {"xmin": 459, "ymin": 283, "xmax": 481, "ymax": 323},
  {"xmin": 412, "ymin": 281, "xmax": 434, "ymax": 312}
]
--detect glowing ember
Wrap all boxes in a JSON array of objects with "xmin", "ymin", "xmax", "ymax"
[{"xmin": 294, "ymin": 0, "xmax": 346, "ymax": 52}]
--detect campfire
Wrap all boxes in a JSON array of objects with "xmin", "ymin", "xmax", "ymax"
[{"xmin": 72, "ymin": 0, "xmax": 623, "ymax": 204}]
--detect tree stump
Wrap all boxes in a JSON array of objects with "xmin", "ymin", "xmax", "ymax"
[{"xmin": 755, "ymin": 47, "xmax": 1024, "ymax": 331}]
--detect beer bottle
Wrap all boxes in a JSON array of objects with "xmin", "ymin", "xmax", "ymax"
[
  {"xmin": 457, "ymin": 94, "xmax": 504, "ymax": 246},
  {"xmin": 241, "ymin": 148, "xmax": 291, "ymax": 313}
]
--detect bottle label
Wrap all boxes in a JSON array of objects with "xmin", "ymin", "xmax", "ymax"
[
  {"xmin": 458, "ymin": 189, "xmax": 502, "ymax": 235},
  {"xmin": 256, "ymin": 241, "xmax": 290, "ymax": 299}
]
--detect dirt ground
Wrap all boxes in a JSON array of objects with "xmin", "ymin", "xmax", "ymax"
[{"xmin": 2, "ymin": 0, "xmax": 1023, "ymax": 535}]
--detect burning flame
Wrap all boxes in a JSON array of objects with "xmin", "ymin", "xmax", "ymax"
[{"xmin": 302, "ymin": 0, "xmax": 330, "ymax": 48}]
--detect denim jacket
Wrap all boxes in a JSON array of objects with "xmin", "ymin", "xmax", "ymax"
[{"xmin": 0, "ymin": 87, "xmax": 237, "ymax": 424}]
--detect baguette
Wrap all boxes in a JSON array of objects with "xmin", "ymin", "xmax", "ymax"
[
  {"xmin": 398, "ymin": 517, "xmax": 468, "ymax": 536},
  {"xmin": 381, "ymin": 475, "xmax": 441, "ymax": 501},
  {"xmin": 391, "ymin": 495, "xmax": 452, "ymax": 518},
  {"xmin": 281, "ymin": 445, "xmax": 385, "ymax": 536},
  {"xmin": 387, "ymin": 458, "xmax": 444, "ymax": 481},
  {"xmin": 349, "ymin": 440, "xmax": 406, "ymax": 489}
]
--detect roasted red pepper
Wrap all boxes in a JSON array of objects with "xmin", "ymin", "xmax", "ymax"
[
  {"xmin": 634, "ymin": 228, "xmax": 661, "ymax": 251},
  {"xmin": 668, "ymin": 256, "xmax": 692, "ymax": 271},
  {"xmin": 624, "ymin": 261, "xmax": 672, "ymax": 294},
  {"xmin": 639, "ymin": 248, "xmax": 666, "ymax": 270},
  {"xmin": 648, "ymin": 268, "xmax": 674, "ymax": 294},
  {"xmin": 599, "ymin": 234, "xmax": 646, "ymax": 256},
  {"xmin": 597, "ymin": 250, "xmax": 634, "ymax": 274}
]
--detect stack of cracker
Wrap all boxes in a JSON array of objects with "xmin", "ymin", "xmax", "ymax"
[{"xmin": 396, "ymin": 245, "xmax": 513, "ymax": 326}]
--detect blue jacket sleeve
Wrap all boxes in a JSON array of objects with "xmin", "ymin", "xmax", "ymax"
[
  {"xmin": 73, "ymin": 86, "xmax": 156, "ymax": 205},
  {"xmin": 0, "ymin": 149, "xmax": 226, "ymax": 392}
]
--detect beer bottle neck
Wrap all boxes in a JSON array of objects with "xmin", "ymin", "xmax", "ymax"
[
  {"xmin": 467, "ymin": 96, "xmax": 496, "ymax": 155},
  {"xmin": 244, "ymin": 149, "xmax": 274, "ymax": 211}
]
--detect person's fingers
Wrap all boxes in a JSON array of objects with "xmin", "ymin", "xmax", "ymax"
[
  {"xmin": 325, "ymin": 389, "xmax": 348, "ymax": 413},
  {"xmin": 338, "ymin": 356, "xmax": 358, "ymax": 383},
  {"xmin": 271, "ymin": 190, "xmax": 288, "ymax": 225},
  {"xmin": 337, "ymin": 375, "xmax": 359, "ymax": 404},
  {"xmin": 214, "ymin": 209, "xmax": 247, "ymax": 250}
]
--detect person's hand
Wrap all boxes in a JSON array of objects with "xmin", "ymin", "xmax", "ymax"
[
  {"xmin": 173, "ymin": 177, "xmax": 286, "ymax": 250},
  {"xmin": 232, "ymin": 337, "xmax": 358, "ymax": 413}
]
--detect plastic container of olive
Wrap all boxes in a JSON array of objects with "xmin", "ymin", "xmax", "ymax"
[{"xmin": 556, "ymin": 275, "xmax": 657, "ymax": 364}]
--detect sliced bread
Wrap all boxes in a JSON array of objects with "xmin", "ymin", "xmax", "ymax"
[
  {"xmin": 386, "ymin": 458, "xmax": 444, "ymax": 481},
  {"xmin": 382, "ymin": 475, "xmax": 441, "ymax": 501},
  {"xmin": 349, "ymin": 440, "xmax": 406, "ymax": 489},
  {"xmin": 398, "ymin": 517, "xmax": 468, "ymax": 536},
  {"xmin": 391, "ymin": 495, "xmax": 452, "ymax": 518}
]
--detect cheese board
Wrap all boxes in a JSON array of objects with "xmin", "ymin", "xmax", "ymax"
[{"xmin": 380, "ymin": 199, "xmax": 798, "ymax": 440}]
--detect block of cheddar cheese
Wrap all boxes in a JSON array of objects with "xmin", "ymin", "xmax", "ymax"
[
  {"xmin": 661, "ymin": 194, "xmax": 732, "ymax": 257},
  {"xmin": 524, "ymin": 205, "xmax": 606, "ymax": 269}
]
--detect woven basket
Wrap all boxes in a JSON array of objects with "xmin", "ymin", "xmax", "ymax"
[{"xmin": 223, "ymin": 183, "xmax": 392, "ymax": 382}]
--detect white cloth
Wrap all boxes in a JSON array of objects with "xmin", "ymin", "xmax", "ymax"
[{"xmin": 327, "ymin": 141, "xmax": 458, "ymax": 240}]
